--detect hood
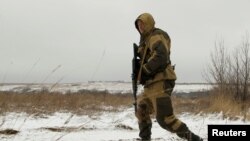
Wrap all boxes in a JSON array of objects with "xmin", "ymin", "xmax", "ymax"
[{"xmin": 135, "ymin": 13, "xmax": 155, "ymax": 36}]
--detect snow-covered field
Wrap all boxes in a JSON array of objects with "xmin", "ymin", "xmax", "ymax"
[
  {"xmin": 0, "ymin": 82, "xmax": 213, "ymax": 94},
  {"xmin": 0, "ymin": 108, "xmax": 249, "ymax": 141},
  {"xmin": 0, "ymin": 82, "xmax": 248, "ymax": 141}
]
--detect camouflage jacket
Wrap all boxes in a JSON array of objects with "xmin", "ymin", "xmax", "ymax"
[{"xmin": 135, "ymin": 13, "xmax": 177, "ymax": 86}]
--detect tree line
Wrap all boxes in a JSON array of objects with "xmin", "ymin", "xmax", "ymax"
[{"xmin": 204, "ymin": 33, "xmax": 250, "ymax": 120}]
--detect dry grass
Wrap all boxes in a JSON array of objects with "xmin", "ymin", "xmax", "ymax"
[
  {"xmin": 0, "ymin": 90, "xmax": 249, "ymax": 120},
  {"xmin": 0, "ymin": 90, "xmax": 133, "ymax": 115},
  {"xmin": 202, "ymin": 91, "xmax": 250, "ymax": 120},
  {"xmin": 171, "ymin": 91, "xmax": 250, "ymax": 120},
  {"xmin": 171, "ymin": 95, "xmax": 208, "ymax": 114}
]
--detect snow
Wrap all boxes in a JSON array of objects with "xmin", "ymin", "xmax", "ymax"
[
  {"xmin": 0, "ymin": 108, "xmax": 249, "ymax": 141},
  {"xmin": 173, "ymin": 84, "xmax": 212, "ymax": 93},
  {"xmin": 0, "ymin": 82, "xmax": 212, "ymax": 94}
]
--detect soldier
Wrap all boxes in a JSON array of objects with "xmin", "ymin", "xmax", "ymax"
[{"xmin": 134, "ymin": 13, "xmax": 203, "ymax": 141}]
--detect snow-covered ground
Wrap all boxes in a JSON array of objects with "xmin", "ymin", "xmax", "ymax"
[
  {"xmin": 0, "ymin": 82, "xmax": 213, "ymax": 94},
  {"xmin": 0, "ymin": 107, "xmax": 248, "ymax": 141}
]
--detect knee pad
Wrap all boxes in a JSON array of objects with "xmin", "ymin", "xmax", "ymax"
[{"xmin": 136, "ymin": 103, "xmax": 151, "ymax": 122}]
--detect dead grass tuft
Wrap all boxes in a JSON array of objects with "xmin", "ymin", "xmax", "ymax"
[
  {"xmin": 41, "ymin": 126, "xmax": 94, "ymax": 132},
  {"xmin": 115, "ymin": 124, "xmax": 134, "ymax": 130},
  {"xmin": 0, "ymin": 129, "xmax": 19, "ymax": 135}
]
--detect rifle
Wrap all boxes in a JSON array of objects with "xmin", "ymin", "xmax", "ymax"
[{"xmin": 132, "ymin": 43, "xmax": 139, "ymax": 113}]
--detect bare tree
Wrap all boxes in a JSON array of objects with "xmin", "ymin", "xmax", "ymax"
[
  {"xmin": 239, "ymin": 34, "xmax": 250, "ymax": 102},
  {"xmin": 204, "ymin": 39, "xmax": 229, "ymax": 93},
  {"xmin": 238, "ymin": 34, "xmax": 250, "ymax": 121},
  {"xmin": 231, "ymin": 48, "xmax": 241, "ymax": 100},
  {"xmin": 204, "ymin": 34, "xmax": 250, "ymax": 121}
]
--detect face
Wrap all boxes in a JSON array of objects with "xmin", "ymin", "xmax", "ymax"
[{"xmin": 137, "ymin": 20, "xmax": 145, "ymax": 34}]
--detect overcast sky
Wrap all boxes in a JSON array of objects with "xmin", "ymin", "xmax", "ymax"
[{"xmin": 1, "ymin": 0, "xmax": 250, "ymax": 83}]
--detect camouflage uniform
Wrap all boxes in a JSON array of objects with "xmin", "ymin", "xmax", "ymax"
[{"xmin": 134, "ymin": 13, "xmax": 203, "ymax": 141}]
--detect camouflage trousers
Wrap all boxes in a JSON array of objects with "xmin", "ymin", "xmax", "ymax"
[{"xmin": 136, "ymin": 80, "xmax": 191, "ymax": 140}]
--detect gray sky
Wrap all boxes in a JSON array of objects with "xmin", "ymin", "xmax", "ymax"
[{"xmin": 1, "ymin": 0, "xmax": 250, "ymax": 83}]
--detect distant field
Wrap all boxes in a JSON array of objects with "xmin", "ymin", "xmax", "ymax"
[{"xmin": 0, "ymin": 82, "xmax": 213, "ymax": 94}]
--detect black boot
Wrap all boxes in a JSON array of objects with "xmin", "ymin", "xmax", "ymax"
[
  {"xmin": 138, "ymin": 121, "xmax": 152, "ymax": 140},
  {"xmin": 177, "ymin": 130, "xmax": 203, "ymax": 141},
  {"xmin": 190, "ymin": 132, "xmax": 203, "ymax": 141}
]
